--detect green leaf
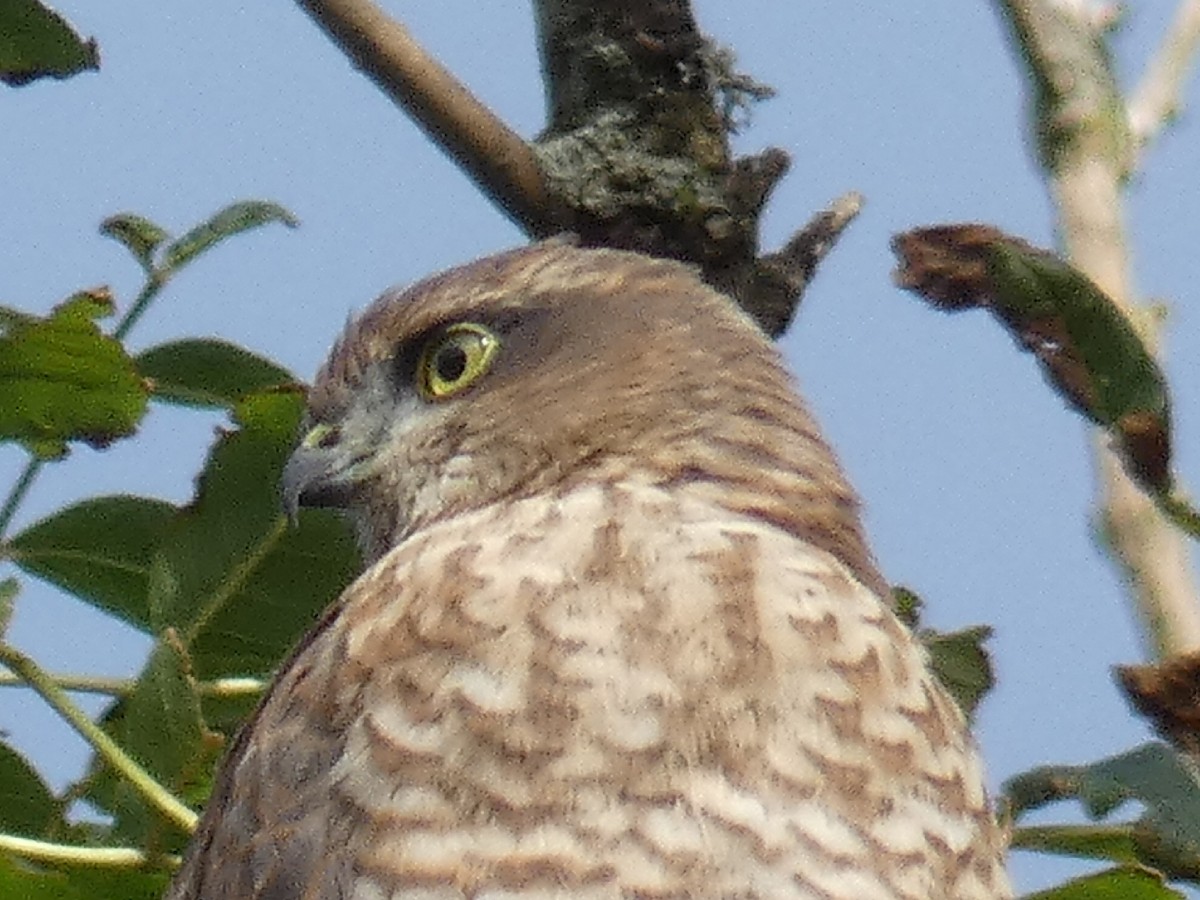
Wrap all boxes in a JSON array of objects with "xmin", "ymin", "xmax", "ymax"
[
  {"xmin": 53, "ymin": 868, "xmax": 170, "ymax": 900},
  {"xmin": 160, "ymin": 201, "xmax": 299, "ymax": 275},
  {"xmin": 990, "ymin": 242, "xmax": 1167, "ymax": 459},
  {"xmin": 145, "ymin": 390, "xmax": 305, "ymax": 632},
  {"xmin": 893, "ymin": 225, "xmax": 1172, "ymax": 492},
  {"xmin": 137, "ymin": 339, "xmax": 294, "ymax": 408},
  {"xmin": 0, "ymin": 855, "xmax": 82, "ymax": 900},
  {"xmin": 1011, "ymin": 823, "xmax": 1140, "ymax": 865},
  {"xmin": 64, "ymin": 869, "xmax": 171, "ymax": 900},
  {"xmin": 891, "ymin": 585, "xmax": 922, "ymax": 629},
  {"xmin": 1007, "ymin": 742, "xmax": 1200, "ymax": 823},
  {"xmin": 1077, "ymin": 744, "xmax": 1200, "ymax": 850},
  {"xmin": 188, "ymin": 507, "xmax": 358, "ymax": 680},
  {"xmin": 124, "ymin": 639, "xmax": 209, "ymax": 800},
  {"xmin": 1021, "ymin": 865, "xmax": 1183, "ymax": 900},
  {"xmin": 146, "ymin": 390, "xmax": 358, "ymax": 673},
  {"xmin": 80, "ymin": 390, "xmax": 359, "ymax": 832},
  {"xmin": 0, "ymin": 291, "xmax": 150, "ymax": 458},
  {"xmin": 0, "ymin": 0, "xmax": 98, "ymax": 87},
  {"xmin": 80, "ymin": 638, "xmax": 213, "ymax": 849},
  {"xmin": 100, "ymin": 214, "xmax": 170, "ymax": 274},
  {"xmin": 8, "ymin": 496, "xmax": 177, "ymax": 632},
  {"xmin": 1006, "ymin": 743, "xmax": 1200, "ymax": 882},
  {"xmin": 0, "ymin": 740, "xmax": 59, "ymax": 836},
  {"xmin": 921, "ymin": 625, "xmax": 995, "ymax": 721},
  {"xmin": 886, "ymin": 585, "xmax": 994, "ymax": 719}
]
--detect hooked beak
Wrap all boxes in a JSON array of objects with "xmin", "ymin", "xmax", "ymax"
[{"xmin": 281, "ymin": 423, "xmax": 361, "ymax": 522}]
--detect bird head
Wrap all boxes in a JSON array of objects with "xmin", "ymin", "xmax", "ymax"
[{"xmin": 282, "ymin": 239, "xmax": 880, "ymax": 593}]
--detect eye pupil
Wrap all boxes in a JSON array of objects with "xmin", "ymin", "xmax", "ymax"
[
  {"xmin": 417, "ymin": 323, "xmax": 500, "ymax": 400},
  {"xmin": 435, "ymin": 345, "xmax": 468, "ymax": 383}
]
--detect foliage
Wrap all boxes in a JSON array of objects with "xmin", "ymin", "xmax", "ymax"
[
  {"xmin": 1006, "ymin": 743, "xmax": 1200, "ymax": 887},
  {"xmin": 0, "ymin": 203, "xmax": 359, "ymax": 896},
  {"xmin": 0, "ymin": 291, "xmax": 149, "ymax": 459},
  {"xmin": 0, "ymin": 0, "xmax": 97, "ymax": 86},
  {"xmin": 893, "ymin": 225, "xmax": 1173, "ymax": 494},
  {"xmin": 894, "ymin": 586, "xmax": 996, "ymax": 723}
]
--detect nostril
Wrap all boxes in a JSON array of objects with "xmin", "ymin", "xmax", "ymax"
[{"xmin": 316, "ymin": 426, "xmax": 341, "ymax": 448}]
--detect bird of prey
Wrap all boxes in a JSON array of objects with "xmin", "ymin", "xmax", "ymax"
[{"xmin": 166, "ymin": 240, "xmax": 1011, "ymax": 899}]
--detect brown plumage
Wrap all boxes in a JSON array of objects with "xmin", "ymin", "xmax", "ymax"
[{"xmin": 166, "ymin": 240, "xmax": 1011, "ymax": 899}]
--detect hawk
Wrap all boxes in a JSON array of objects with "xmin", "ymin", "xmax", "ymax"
[{"xmin": 166, "ymin": 241, "xmax": 1011, "ymax": 899}]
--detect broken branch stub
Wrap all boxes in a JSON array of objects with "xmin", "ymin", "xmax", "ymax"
[{"xmin": 532, "ymin": 0, "xmax": 857, "ymax": 336}]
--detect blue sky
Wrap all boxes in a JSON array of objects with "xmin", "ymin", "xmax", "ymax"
[{"xmin": 4, "ymin": 1, "xmax": 1200, "ymax": 894}]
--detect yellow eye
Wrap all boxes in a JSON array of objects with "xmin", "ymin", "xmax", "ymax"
[{"xmin": 417, "ymin": 323, "xmax": 501, "ymax": 400}]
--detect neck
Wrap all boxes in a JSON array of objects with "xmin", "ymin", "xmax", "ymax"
[{"xmin": 634, "ymin": 400, "xmax": 889, "ymax": 602}]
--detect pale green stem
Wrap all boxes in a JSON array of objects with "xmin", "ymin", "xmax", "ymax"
[
  {"xmin": 0, "ymin": 669, "xmax": 265, "ymax": 698},
  {"xmin": 0, "ymin": 459, "xmax": 42, "ymax": 541},
  {"xmin": 0, "ymin": 832, "xmax": 179, "ymax": 870},
  {"xmin": 112, "ymin": 272, "xmax": 167, "ymax": 342},
  {"xmin": 0, "ymin": 642, "xmax": 198, "ymax": 833},
  {"xmin": 1129, "ymin": 0, "xmax": 1200, "ymax": 150}
]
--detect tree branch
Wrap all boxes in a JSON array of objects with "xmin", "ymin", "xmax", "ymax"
[
  {"xmin": 295, "ymin": 0, "xmax": 563, "ymax": 236},
  {"xmin": 994, "ymin": 0, "xmax": 1200, "ymax": 657},
  {"xmin": 530, "ymin": 0, "xmax": 856, "ymax": 335},
  {"xmin": 745, "ymin": 192, "xmax": 864, "ymax": 336},
  {"xmin": 295, "ymin": 0, "xmax": 860, "ymax": 336},
  {"xmin": 1129, "ymin": 0, "xmax": 1200, "ymax": 153}
]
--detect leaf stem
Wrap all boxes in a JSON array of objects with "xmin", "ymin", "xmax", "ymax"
[
  {"xmin": 113, "ymin": 272, "xmax": 167, "ymax": 342},
  {"xmin": 0, "ymin": 458, "xmax": 42, "ymax": 540},
  {"xmin": 1009, "ymin": 822, "xmax": 1136, "ymax": 859},
  {"xmin": 0, "ymin": 669, "xmax": 266, "ymax": 698},
  {"xmin": 0, "ymin": 641, "xmax": 198, "ymax": 833},
  {"xmin": 0, "ymin": 832, "xmax": 179, "ymax": 870}
]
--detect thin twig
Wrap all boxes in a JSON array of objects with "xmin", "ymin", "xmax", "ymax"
[
  {"xmin": 0, "ymin": 458, "xmax": 42, "ymax": 540},
  {"xmin": 994, "ymin": 0, "xmax": 1200, "ymax": 657},
  {"xmin": 0, "ymin": 668, "xmax": 265, "ymax": 698},
  {"xmin": 0, "ymin": 832, "xmax": 179, "ymax": 870},
  {"xmin": 295, "ymin": 0, "xmax": 561, "ymax": 236},
  {"xmin": 113, "ymin": 272, "xmax": 167, "ymax": 342},
  {"xmin": 0, "ymin": 642, "xmax": 198, "ymax": 833},
  {"xmin": 749, "ymin": 191, "xmax": 865, "ymax": 337},
  {"xmin": 769, "ymin": 191, "xmax": 864, "ymax": 284},
  {"xmin": 1129, "ymin": 0, "xmax": 1200, "ymax": 151}
]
